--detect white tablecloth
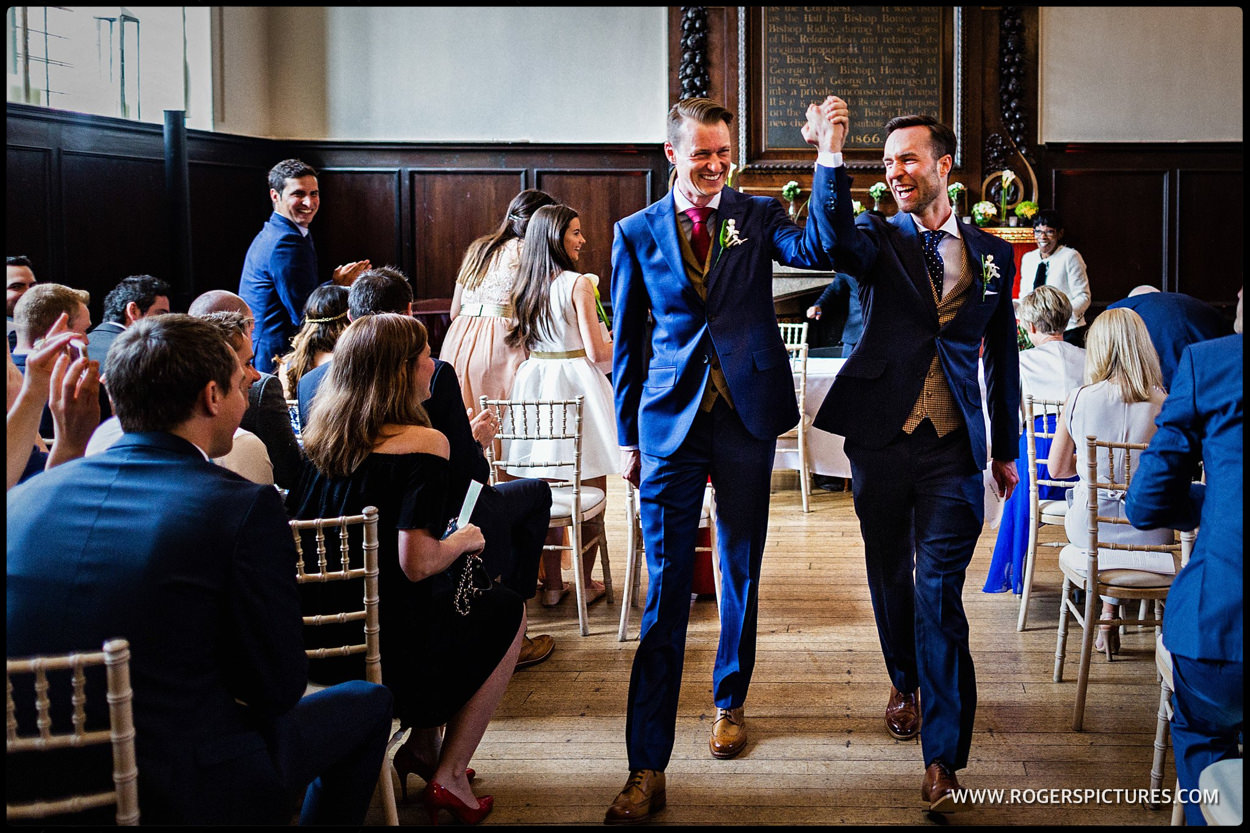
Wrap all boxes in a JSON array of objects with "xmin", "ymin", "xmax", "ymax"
[
  {"xmin": 775, "ymin": 357, "xmax": 851, "ymax": 478},
  {"xmin": 775, "ymin": 356, "xmax": 1005, "ymax": 522}
]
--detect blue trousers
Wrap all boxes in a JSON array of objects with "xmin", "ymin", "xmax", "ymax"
[
  {"xmin": 846, "ymin": 420, "xmax": 984, "ymax": 770},
  {"xmin": 1171, "ymin": 654, "xmax": 1244, "ymax": 826},
  {"xmin": 625, "ymin": 400, "xmax": 776, "ymax": 771}
]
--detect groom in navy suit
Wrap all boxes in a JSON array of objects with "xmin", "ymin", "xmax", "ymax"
[
  {"xmin": 812, "ymin": 105, "xmax": 1020, "ymax": 812},
  {"xmin": 605, "ymin": 96, "xmax": 844, "ymax": 823}
]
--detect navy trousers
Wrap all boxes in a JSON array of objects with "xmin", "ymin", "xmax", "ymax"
[
  {"xmin": 625, "ymin": 399, "xmax": 776, "ymax": 771},
  {"xmin": 846, "ymin": 420, "xmax": 984, "ymax": 771},
  {"xmin": 1171, "ymin": 655, "xmax": 1244, "ymax": 826}
]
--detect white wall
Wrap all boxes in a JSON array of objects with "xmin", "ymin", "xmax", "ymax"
[
  {"xmin": 218, "ymin": 6, "xmax": 669, "ymax": 142},
  {"xmin": 1039, "ymin": 7, "xmax": 1243, "ymax": 142}
]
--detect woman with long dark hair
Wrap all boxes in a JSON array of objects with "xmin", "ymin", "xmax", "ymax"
[{"xmin": 291, "ymin": 313, "xmax": 523, "ymax": 825}]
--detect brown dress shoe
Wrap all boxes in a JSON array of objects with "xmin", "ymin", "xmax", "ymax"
[
  {"xmin": 604, "ymin": 769, "xmax": 666, "ymax": 824},
  {"xmin": 516, "ymin": 633, "xmax": 555, "ymax": 669},
  {"xmin": 885, "ymin": 685, "xmax": 921, "ymax": 740},
  {"xmin": 709, "ymin": 707, "xmax": 748, "ymax": 759},
  {"xmin": 921, "ymin": 760, "xmax": 970, "ymax": 813}
]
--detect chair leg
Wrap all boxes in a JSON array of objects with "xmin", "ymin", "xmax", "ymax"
[
  {"xmin": 1017, "ymin": 517, "xmax": 1041, "ymax": 632},
  {"xmin": 569, "ymin": 523, "xmax": 589, "ymax": 636},
  {"xmin": 378, "ymin": 758, "xmax": 399, "ymax": 825},
  {"xmin": 1170, "ymin": 778, "xmax": 1184, "ymax": 825},
  {"xmin": 1054, "ymin": 576, "xmax": 1072, "ymax": 683},
  {"xmin": 1149, "ymin": 678, "xmax": 1172, "ymax": 808},
  {"xmin": 597, "ymin": 520, "xmax": 613, "ymax": 605},
  {"xmin": 1071, "ymin": 582, "xmax": 1099, "ymax": 731},
  {"xmin": 798, "ymin": 430, "xmax": 811, "ymax": 513},
  {"xmin": 618, "ymin": 506, "xmax": 639, "ymax": 642}
]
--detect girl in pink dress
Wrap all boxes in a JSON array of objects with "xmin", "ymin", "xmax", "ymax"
[{"xmin": 440, "ymin": 189, "xmax": 556, "ymax": 414}]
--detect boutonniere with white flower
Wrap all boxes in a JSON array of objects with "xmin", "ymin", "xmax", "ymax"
[
  {"xmin": 980, "ymin": 254, "xmax": 1001, "ymax": 301},
  {"xmin": 713, "ymin": 218, "xmax": 747, "ymax": 268}
]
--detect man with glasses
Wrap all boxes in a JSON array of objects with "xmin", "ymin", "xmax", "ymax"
[{"xmin": 1019, "ymin": 209, "xmax": 1090, "ymax": 346}]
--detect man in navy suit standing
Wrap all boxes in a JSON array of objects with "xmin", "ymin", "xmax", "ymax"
[
  {"xmin": 239, "ymin": 159, "xmax": 369, "ymax": 373},
  {"xmin": 812, "ymin": 104, "xmax": 1020, "ymax": 812},
  {"xmin": 605, "ymin": 96, "xmax": 843, "ymax": 824},
  {"xmin": 7, "ymin": 314, "xmax": 392, "ymax": 824},
  {"xmin": 1126, "ymin": 289, "xmax": 1242, "ymax": 826}
]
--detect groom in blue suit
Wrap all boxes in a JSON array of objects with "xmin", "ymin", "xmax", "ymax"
[
  {"xmin": 812, "ymin": 105, "xmax": 1020, "ymax": 812},
  {"xmin": 605, "ymin": 96, "xmax": 844, "ymax": 823}
]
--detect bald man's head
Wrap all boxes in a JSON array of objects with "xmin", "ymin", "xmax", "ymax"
[{"xmin": 188, "ymin": 289, "xmax": 251, "ymax": 317}]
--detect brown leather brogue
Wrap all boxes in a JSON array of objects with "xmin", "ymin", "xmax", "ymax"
[
  {"xmin": 604, "ymin": 769, "xmax": 666, "ymax": 825},
  {"xmin": 885, "ymin": 685, "xmax": 921, "ymax": 740},
  {"xmin": 709, "ymin": 706, "xmax": 748, "ymax": 759},
  {"xmin": 921, "ymin": 760, "xmax": 970, "ymax": 813}
]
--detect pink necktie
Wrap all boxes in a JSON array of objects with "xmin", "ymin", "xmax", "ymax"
[{"xmin": 685, "ymin": 206, "xmax": 713, "ymax": 264}]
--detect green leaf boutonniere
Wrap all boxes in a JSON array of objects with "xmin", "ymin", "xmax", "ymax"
[{"xmin": 980, "ymin": 254, "xmax": 1001, "ymax": 301}]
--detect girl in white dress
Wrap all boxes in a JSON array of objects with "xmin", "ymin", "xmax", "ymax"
[
  {"xmin": 1048, "ymin": 308, "xmax": 1171, "ymax": 657},
  {"xmin": 440, "ymin": 189, "xmax": 556, "ymax": 413},
  {"xmin": 507, "ymin": 204, "xmax": 618, "ymax": 606}
]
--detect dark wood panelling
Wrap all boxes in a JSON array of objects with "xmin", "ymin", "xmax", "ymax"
[
  {"xmin": 536, "ymin": 169, "xmax": 654, "ymax": 298},
  {"xmin": 409, "ymin": 170, "xmax": 527, "ymax": 301},
  {"xmin": 1176, "ymin": 169, "xmax": 1243, "ymax": 305},
  {"xmin": 188, "ymin": 160, "xmax": 273, "ymax": 303},
  {"xmin": 6, "ymin": 146, "xmax": 52, "ymax": 277},
  {"xmin": 1052, "ymin": 168, "xmax": 1168, "ymax": 304},
  {"xmin": 60, "ymin": 151, "xmax": 171, "ymax": 316},
  {"xmin": 316, "ymin": 168, "xmax": 403, "ymax": 282}
]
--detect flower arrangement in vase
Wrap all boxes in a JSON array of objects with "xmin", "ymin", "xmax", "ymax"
[
  {"xmin": 1015, "ymin": 200, "xmax": 1039, "ymax": 226},
  {"xmin": 852, "ymin": 200, "xmax": 866, "ymax": 217},
  {"xmin": 999, "ymin": 170, "xmax": 1018, "ymax": 225},
  {"xmin": 868, "ymin": 181, "xmax": 888, "ymax": 213},
  {"xmin": 971, "ymin": 201, "xmax": 997, "ymax": 228},
  {"xmin": 947, "ymin": 182, "xmax": 966, "ymax": 217},
  {"xmin": 781, "ymin": 180, "xmax": 802, "ymax": 220}
]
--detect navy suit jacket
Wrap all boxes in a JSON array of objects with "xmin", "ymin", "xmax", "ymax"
[
  {"xmin": 240, "ymin": 211, "xmax": 321, "ymax": 373},
  {"xmin": 1126, "ymin": 335, "xmax": 1243, "ymax": 662},
  {"xmin": 812, "ymin": 167, "xmax": 1020, "ymax": 471},
  {"xmin": 612, "ymin": 168, "xmax": 839, "ymax": 457},
  {"xmin": 6, "ymin": 432, "xmax": 308, "ymax": 823},
  {"xmin": 1105, "ymin": 292, "xmax": 1230, "ymax": 390}
]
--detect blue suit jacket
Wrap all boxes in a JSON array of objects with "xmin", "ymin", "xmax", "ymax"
[
  {"xmin": 1126, "ymin": 334, "xmax": 1243, "ymax": 662},
  {"xmin": 812, "ymin": 167, "xmax": 1020, "ymax": 471},
  {"xmin": 1106, "ymin": 292, "xmax": 1230, "ymax": 390},
  {"xmin": 611, "ymin": 168, "xmax": 838, "ymax": 457},
  {"xmin": 6, "ymin": 432, "xmax": 308, "ymax": 823},
  {"xmin": 240, "ymin": 211, "xmax": 321, "ymax": 373}
]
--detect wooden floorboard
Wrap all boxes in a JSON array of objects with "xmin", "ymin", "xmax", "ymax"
[{"xmin": 369, "ymin": 476, "xmax": 1178, "ymax": 825}]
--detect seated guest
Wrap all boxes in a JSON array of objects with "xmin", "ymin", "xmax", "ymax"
[
  {"xmin": 983, "ymin": 285, "xmax": 1084, "ymax": 594},
  {"xmin": 7, "ymin": 313, "xmax": 392, "ymax": 825},
  {"xmin": 278, "ymin": 283, "xmax": 349, "ymax": 400},
  {"xmin": 1125, "ymin": 288, "xmax": 1242, "ymax": 827},
  {"xmin": 7, "ymin": 254, "xmax": 38, "ymax": 349},
  {"xmin": 1106, "ymin": 285, "xmax": 1230, "ymax": 389},
  {"xmin": 188, "ymin": 288, "xmax": 303, "ymax": 488},
  {"xmin": 1047, "ymin": 308, "xmax": 1173, "ymax": 657},
  {"xmin": 86, "ymin": 311, "xmax": 275, "ymax": 486},
  {"xmin": 301, "ymin": 268, "xmax": 555, "ymax": 668},
  {"xmin": 291, "ymin": 313, "xmax": 523, "ymax": 825},
  {"xmin": 6, "ymin": 315, "xmax": 99, "ymax": 489},
  {"xmin": 87, "ymin": 274, "xmax": 173, "ymax": 366},
  {"xmin": 10, "ymin": 282, "xmax": 92, "ymax": 440}
]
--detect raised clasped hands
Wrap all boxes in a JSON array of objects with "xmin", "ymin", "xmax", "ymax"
[{"xmin": 800, "ymin": 95, "xmax": 849, "ymax": 155}]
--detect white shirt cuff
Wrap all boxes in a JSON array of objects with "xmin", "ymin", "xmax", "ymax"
[{"xmin": 816, "ymin": 151, "xmax": 843, "ymax": 169}]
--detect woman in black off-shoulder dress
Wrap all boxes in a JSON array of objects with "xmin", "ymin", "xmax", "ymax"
[{"xmin": 290, "ymin": 313, "xmax": 523, "ymax": 825}]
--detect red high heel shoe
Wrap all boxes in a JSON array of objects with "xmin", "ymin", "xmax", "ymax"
[
  {"xmin": 422, "ymin": 781, "xmax": 493, "ymax": 826},
  {"xmin": 392, "ymin": 745, "xmax": 475, "ymax": 801}
]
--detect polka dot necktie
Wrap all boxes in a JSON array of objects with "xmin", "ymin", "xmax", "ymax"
[
  {"xmin": 685, "ymin": 206, "xmax": 713, "ymax": 264},
  {"xmin": 922, "ymin": 230, "xmax": 946, "ymax": 300}
]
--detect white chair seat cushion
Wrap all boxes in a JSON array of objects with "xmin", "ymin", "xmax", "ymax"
[
  {"xmin": 549, "ymin": 485, "xmax": 606, "ymax": 521},
  {"xmin": 1059, "ymin": 544, "xmax": 1177, "ymax": 589},
  {"xmin": 1039, "ymin": 498, "xmax": 1068, "ymax": 524}
]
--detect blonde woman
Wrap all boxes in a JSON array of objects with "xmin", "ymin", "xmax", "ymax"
[
  {"xmin": 440, "ymin": 189, "xmax": 557, "ymax": 413},
  {"xmin": 1047, "ymin": 308, "xmax": 1173, "ymax": 657}
]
